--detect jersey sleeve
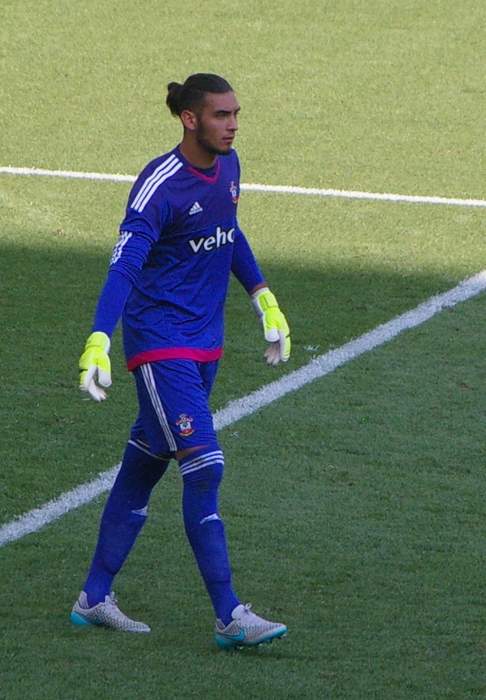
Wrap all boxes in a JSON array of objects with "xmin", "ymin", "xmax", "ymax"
[
  {"xmin": 113, "ymin": 161, "xmax": 174, "ymax": 281},
  {"xmin": 91, "ymin": 269, "xmax": 133, "ymax": 337},
  {"xmin": 230, "ymin": 154, "xmax": 264, "ymax": 292},
  {"xmin": 120, "ymin": 175, "xmax": 172, "ymax": 242},
  {"xmin": 231, "ymin": 226, "xmax": 265, "ymax": 293},
  {"xmin": 90, "ymin": 228, "xmax": 153, "ymax": 337},
  {"xmin": 90, "ymin": 166, "xmax": 174, "ymax": 336}
]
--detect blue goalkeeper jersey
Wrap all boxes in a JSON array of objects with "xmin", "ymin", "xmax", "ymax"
[{"xmin": 111, "ymin": 145, "xmax": 262, "ymax": 370}]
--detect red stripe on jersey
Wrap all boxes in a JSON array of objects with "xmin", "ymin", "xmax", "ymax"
[{"xmin": 127, "ymin": 346, "xmax": 223, "ymax": 370}]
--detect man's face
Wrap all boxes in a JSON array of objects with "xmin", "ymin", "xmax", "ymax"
[{"xmin": 194, "ymin": 91, "xmax": 240, "ymax": 156}]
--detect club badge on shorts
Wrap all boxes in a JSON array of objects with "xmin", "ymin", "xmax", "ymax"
[{"xmin": 176, "ymin": 414, "xmax": 195, "ymax": 437}]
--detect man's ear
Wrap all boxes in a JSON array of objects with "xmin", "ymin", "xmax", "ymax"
[{"xmin": 180, "ymin": 109, "xmax": 198, "ymax": 131}]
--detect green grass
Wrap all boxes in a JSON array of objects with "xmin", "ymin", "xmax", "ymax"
[
  {"xmin": 2, "ymin": 298, "xmax": 486, "ymax": 698},
  {"xmin": 1, "ymin": 174, "xmax": 483, "ymax": 521},
  {"xmin": 2, "ymin": 0, "xmax": 486, "ymax": 697},
  {"xmin": 2, "ymin": 0, "xmax": 486, "ymax": 195}
]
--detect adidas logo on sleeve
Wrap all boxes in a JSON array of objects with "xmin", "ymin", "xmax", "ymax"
[{"xmin": 189, "ymin": 201, "xmax": 203, "ymax": 216}]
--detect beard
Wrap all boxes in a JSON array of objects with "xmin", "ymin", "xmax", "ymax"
[{"xmin": 195, "ymin": 126, "xmax": 232, "ymax": 157}]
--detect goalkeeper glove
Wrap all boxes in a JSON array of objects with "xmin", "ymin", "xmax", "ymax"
[
  {"xmin": 252, "ymin": 287, "xmax": 291, "ymax": 365},
  {"xmin": 79, "ymin": 331, "xmax": 112, "ymax": 401}
]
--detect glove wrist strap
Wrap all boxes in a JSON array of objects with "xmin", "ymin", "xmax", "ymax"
[
  {"xmin": 251, "ymin": 287, "xmax": 278, "ymax": 317},
  {"xmin": 87, "ymin": 331, "xmax": 111, "ymax": 353}
]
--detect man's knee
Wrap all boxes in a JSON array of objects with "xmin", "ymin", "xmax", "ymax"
[
  {"xmin": 179, "ymin": 444, "xmax": 224, "ymax": 488},
  {"xmin": 176, "ymin": 443, "xmax": 209, "ymax": 461}
]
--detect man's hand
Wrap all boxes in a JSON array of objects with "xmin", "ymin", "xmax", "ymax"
[
  {"xmin": 252, "ymin": 288, "xmax": 291, "ymax": 365},
  {"xmin": 79, "ymin": 331, "xmax": 112, "ymax": 401}
]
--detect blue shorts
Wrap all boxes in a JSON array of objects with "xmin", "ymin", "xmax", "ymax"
[{"xmin": 129, "ymin": 359, "xmax": 219, "ymax": 457}]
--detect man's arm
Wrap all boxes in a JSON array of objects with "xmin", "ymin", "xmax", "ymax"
[
  {"xmin": 79, "ymin": 230, "xmax": 154, "ymax": 401},
  {"xmin": 231, "ymin": 228, "xmax": 291, "ymax": 365},
  {"xmin": 79, "ymin": 178, "xmax": 172, "ymax": 400}
]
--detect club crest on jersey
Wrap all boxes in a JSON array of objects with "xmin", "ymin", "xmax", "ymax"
[
  {"xmin": 229, "ymin": 181, "xmax": 239, "ymax": 204},
  {"xmin": 176, "ymin": 414, "xmax": 195, "ymax": 437}
]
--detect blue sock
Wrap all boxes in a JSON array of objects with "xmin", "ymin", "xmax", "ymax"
[
  {"xmin": 180, "ymin": 447, "xmax": 240, "ymax": 625},
  {"xmin": 84, "ymin": 440, "xmax": 169, "ymax": 607}
]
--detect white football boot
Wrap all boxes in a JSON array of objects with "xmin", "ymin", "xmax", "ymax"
[
  {"xmin": 214, "ymin": 603, "xmax": 287, "ymax": 649},
  {"xmin": 70, "ymin": 591, "xmax": 150, "ymax": 633}
]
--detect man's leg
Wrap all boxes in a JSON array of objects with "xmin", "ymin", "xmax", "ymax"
[
  {"xmin": 179, "ymin": 444, "xmax": 288, "ymax": 647},
  {"xmin": 71, "ymin": 428, "xmax": 170, "ymax": 632},
  {"xmin": 178, "ymin": 444, "xmax": 240, "ymax": 625},
  {"xmin": 82, "ymin": 438, "xmax": 170, "ymax": 606},
  {"xmin": 131, "ymin": 359, "xmax": 287, "ymax": 646}
]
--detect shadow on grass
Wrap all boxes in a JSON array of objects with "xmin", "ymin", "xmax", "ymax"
[
  {"xmin": 1, "ymin": 241, "xmax": 468, "ymax": 521},
  {"xmin": 2, "ymin": 243, "xmax": 486, "ymax": 698}
]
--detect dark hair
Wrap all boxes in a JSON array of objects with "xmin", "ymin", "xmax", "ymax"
[{"xmin": 166, "ymin": 73, "xmax": 233, "ymax": 116}]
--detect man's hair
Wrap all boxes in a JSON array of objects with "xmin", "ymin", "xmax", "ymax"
[{"xmin": 166, "ymin": 73, "xmax": 233, "ymax": 116}]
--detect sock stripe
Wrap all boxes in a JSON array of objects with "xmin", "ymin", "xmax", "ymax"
[
  {"xmin": 179, "ymin": 450, "xmax": 224, "ymax": 473},
  {"xmin": 200, "ymin": 513, "xmax": 221, "ymax": 525},
  {"xmin": 181, "ymin": 449, "xmax": 223, "ymax": 469},
  {"xmin": 180, "ymin": 457, "xmax": 225, "ymax": 477}
]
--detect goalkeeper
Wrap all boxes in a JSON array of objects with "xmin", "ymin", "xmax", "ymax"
[{"xmin": 71, "ymin": 73, "xmax": 291, "ymax": 649}]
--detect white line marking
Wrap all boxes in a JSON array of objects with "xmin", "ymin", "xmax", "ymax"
[
  {"xmin": 0, "ymin": 166, "xmax": 135, "ymax": 183},
  {"xmin": 0, "ymin": 467, "xmax": 120, "ymax": 548},
  {"xmin": 2, "ymin": 270, "xmax": 486, "ymax": 548},
  {"xmin": 1, "ymin": 165, "xmax": 486, "ymax": 208},
  {"xmin": 241, "ymin": 183, "xmax": 486, "ymax": 208}
]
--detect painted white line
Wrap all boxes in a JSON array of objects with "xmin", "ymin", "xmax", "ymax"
[
  {"xmin": 0, "ymin": 166, "xmax": 135, "ymax": 183},
  {"xmin": 2, "ymin": 270, "xmax": 486, "ymax": 548},
  {"xmin": 0, "ymin": 466, "xmax": 120, "ymax": 548},
  {"xmin": 213, "ymin": 270, "xmax": 486, "ymax": 428},
  {"xmin": 1, "ymin": 165, "xmax": 486, "ymax": 208},
  {"xmin": 242, "ymin": 183, "xmax": 486, "ymax": 208}
]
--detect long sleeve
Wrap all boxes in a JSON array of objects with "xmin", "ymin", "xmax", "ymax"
[
  {"xmin": 91, "ymin": 230, "xmax": 155, "ymax": 336},
  {"xmin": 231, "ymin": 227, "xmax": 265, "ymax": 293}
]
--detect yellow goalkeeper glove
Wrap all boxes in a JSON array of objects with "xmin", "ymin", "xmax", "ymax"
[
  {"xmin": 79, "ymin": 331, "xmax": 112, "ymax": 401},
  {"xmin": 252, "ymin": 287, "xmax": 291, "ymax": 365}
]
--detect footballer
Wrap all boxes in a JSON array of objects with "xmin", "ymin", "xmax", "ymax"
[{"xmin": 71, "ymin": 73, "xmax": 290, "ymax": 649}]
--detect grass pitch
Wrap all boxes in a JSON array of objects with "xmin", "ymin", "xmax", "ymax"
[{"xmin": 2, "ymin": 1, "xmax": 486, "ymax": 698}]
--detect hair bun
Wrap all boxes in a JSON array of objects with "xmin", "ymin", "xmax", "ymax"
[
  {"xmin": 165, "ymin": 74, "xmax": 233, "ymax": 117},
  {"xmin": 167, "ymin": 81, "xmax": 182, "ymax": 93},
  {"xmin": 166, "ymin": 82, "xmax": 183, "ymax": 115}
]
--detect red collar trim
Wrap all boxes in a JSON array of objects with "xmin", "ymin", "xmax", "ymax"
[{"xmin": 186, "ymin": 159, "xmax": 221, "ymax": 184}]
